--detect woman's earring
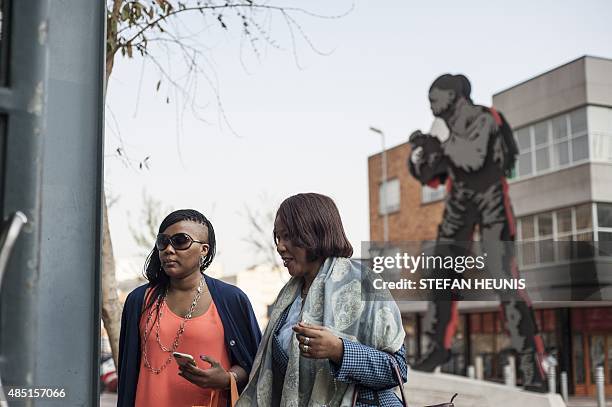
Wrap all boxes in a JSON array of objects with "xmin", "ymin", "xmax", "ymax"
[{"xmin": 199, "ymin": 256, "xmax": 205, "ymax": 269}]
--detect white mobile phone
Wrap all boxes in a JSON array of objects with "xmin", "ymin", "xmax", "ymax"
[{"xmin": 172, "ymin": 351, "xmax": 197, "ymax": 367}]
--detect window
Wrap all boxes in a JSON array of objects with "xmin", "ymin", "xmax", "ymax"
[
  {"xmin": 520, "ymin": 215, "xmax": 535, "ymax": 239},
  {"xmin": 516, "ymin": 128, "xmax": 531, "ymax": 150},
  {"xmin": 533, "ymin": 121, "xmax": 550, "ymax": 172},
  {"xmin": 552, "ymin": 115, "xmax": 567, "ymax": 140},
  {"xmin": 534, "ymin": 122, "xmax": 549, "ymax": 145},
  {"xmin": 512, "ymin": 107, "xmax": 590, "ymax": 179},
  {"xmin": 518, "ymin": 151, "xmax": 533, "ymax": 177},
  {"xmin": 421, "ymin": 183, "xmax": 445, "ymax": 204},
  {"xmin": 589, "ymin": 106, "xmax": 612, "ymax": 162},
  {"xmin": 599, "ymin": 232, "xmax": 612, "ymax": 257},
  {"xmin": 571, "ymin": 108, "xmax": 589, "ymax": 162},
  {"xmin": 556, "ymin": 207, "xmax": 574, "ymax": 261},
  {"xmin": 554, "ymin": 141, "xmax": 569, "ymax": 166},
  {"xmin": 538, "ymin": 213, "xmax": 553, "ymax": 236},
  {"xmin": 379, "ymin": 178, "xmax": 400, "ymax": 215},
  {"xmin": 518, "ymin": 216, "xmax": 535, "ymax": 265},
  {"xmin": 571, "ymin": 109, "xmax": 587, "ymax": 134},
  {"xmin": 572, "ymin": 136, "xmax": 589, "ymax": 161},
  {"xmin": 552, "ymin": 115, "xmax": 569, "ymax": 166},
  {"xmin": 517, "ymin": 203, "xmax": 602, "ymax": 266},
  {"xmin": 538, "ymin": 213, "xmax": 554, "ymax": 262},
  {"xmin": 599, "ymin": 203, "xmax": 612, "ymax": 257},
  {"xmin": 516, "ymin": 128, "xmax": 532, "ymax": 177},
  {"xmin": 597, "ymin": 203, "xmax": 612, "ymax": 228},
  {"xmin": 592, "ymin": 132, "xmax": 612, "ymax": 162},
  {"xmin": 575, "ymin": 203, "xmax": 592, "ymax": 230},
  {"xmin": 557, "ymin": 208, "xmax": 572, "ymax": 234}
]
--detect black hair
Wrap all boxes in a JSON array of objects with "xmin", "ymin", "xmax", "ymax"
[
  {"xmin": 141, "ymin": 209, "xmax": 216, "ymax": 315},
  {"xmin": 429, "ymin": 73, "xmax": 472, "ymax": 102},
  {"xmin": 274, "ymin": 193, "xmax": 353, "ymax": 261}
]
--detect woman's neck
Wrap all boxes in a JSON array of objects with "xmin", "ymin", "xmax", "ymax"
[
  {"xmin": 302, "ymin": 258, "xmax": 324, "ymax": 292},
  {"xmin": 169, "ymin": 270, "xmax": 202, "ymax": 293}
]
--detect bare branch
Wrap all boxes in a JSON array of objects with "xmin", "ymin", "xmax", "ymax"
[
  {"xmin": 120, "ymin": 2, "xmax": 351, "ymax": 54},
  {"xmin": 240, "ymin": 195, "xmax": 280, "ymax": 268},
  {"xmin": 282, "ymin": 10, "xmax": 335, "ymax": 57},
  {"xmin": 128, "ymin": 190, "xmax": 170, "ymax": 255},
  {"xmin": 108, "ymin": 0, "xmax": 353, "ymax": 140},
  {"xmin": 280, "ymin": 9, "xmax": 302, "ymax": 69}
]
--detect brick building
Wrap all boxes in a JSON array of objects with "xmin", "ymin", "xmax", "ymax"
[{"xmin": 368, "ymin": 143, "xmax": 443, "ymax": 242}]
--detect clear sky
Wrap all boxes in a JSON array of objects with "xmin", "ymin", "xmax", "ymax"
[{"xmin": 105, "ymin": 0, "xmax": 612, "ymax": 279}]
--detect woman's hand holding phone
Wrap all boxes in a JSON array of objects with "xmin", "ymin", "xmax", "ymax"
[
  {"xmin": 172, "ymin": 352, "xmax": 197, "ymax": 368},
  {"xmin": 176, "ymin": 354, "xmax": 232, "ymax": 390}
]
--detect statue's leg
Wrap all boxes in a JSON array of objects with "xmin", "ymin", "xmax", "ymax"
[
  {"xmin": 413, "ymin": 185, "xmax": 475, "ymax": 372},
  {"xmin": 480, "ymin": 184, "xmax": 547, "ymax": 392},
  {"xmin": 414, "ymin": 298, "xmax": 458, "ymax": 372}
]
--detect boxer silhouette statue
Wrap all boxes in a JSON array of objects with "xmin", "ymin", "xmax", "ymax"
[{"xmin": 408, "ymin": 74, "xmax": 547, "ymax": 392}]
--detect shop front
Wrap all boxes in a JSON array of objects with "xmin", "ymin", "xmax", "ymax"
[{"xmin": 571, "ymin": 307, "xmax": 612, "ymax": 396}]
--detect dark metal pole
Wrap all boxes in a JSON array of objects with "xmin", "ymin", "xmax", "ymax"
[
  {"xmin": 0, "ymin": 1, "xmax": 105, "ymax": 405},
  {"xmin": 1, "ymin": 4, "xmax": 51, "ymax": 407},
  {"xmin": 34, "ymin": 0, "xmax": 105, "ymax": 405}
]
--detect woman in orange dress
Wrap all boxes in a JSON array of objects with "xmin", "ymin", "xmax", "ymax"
[{"xmin": 117, "ymin": 209, "xmax": 261, "ymax": 407}]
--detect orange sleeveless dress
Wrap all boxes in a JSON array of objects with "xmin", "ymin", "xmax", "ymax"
[{"xmin": 135, "ymin": 299, "xmax": 231, "ymax": 407}]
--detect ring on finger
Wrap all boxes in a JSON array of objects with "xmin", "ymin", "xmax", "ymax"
[
  {"xmin": 302, "ymin": 344, "xmax": 310, "ymax": 353},
  {"xmin": 304, "ymin": 336, "xmax": 310, "ymax": 346}
]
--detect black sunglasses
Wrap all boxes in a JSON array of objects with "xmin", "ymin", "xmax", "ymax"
[{"xmin": 155, "ymin": 233, "xmax": 208, "ymax": 251}]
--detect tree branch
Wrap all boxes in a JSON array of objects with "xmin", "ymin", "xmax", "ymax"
[
  {"xmin": 121, "ymin": 2, "xmax": 352, "ymax": 46},
  {"xmin": 106, "ymin": 0, "xmax": 126, "ymax": 82}
]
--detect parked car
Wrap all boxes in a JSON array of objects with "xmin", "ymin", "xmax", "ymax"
[{"xmin": 100, "ymin": 352, "xmax": 117, "ymax": 393}]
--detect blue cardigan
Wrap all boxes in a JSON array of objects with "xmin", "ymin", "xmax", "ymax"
[{"xmin": 117, "ymin": 274, "xmax": 262, "ymax": 407}]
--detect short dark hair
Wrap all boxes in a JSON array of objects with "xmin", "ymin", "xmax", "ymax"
[
  {"xmin": 430, "ymin": 73, "xmax": 472, "ymax": 102},
  {"xmin": 275, "ymin": 193, "xmax": 353, "ymax": 261}
]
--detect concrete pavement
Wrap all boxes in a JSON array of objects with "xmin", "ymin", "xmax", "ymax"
[
  {"xmin": 100, "ymin": 392, "xmax": 117, "ymax": 407},
  {"xmin": 566, "ymin": 396, "xmax": 612, "ymax": 406},
  {"xmin": 99, "ymin": 390, "xmax": 611, "ymax": 406}
]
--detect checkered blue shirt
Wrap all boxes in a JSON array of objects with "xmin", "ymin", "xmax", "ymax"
[{"xmin": 330, "ymin": 340, "xmax": 407, "ymax": 406}]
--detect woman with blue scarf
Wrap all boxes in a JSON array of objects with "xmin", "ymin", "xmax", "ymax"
[{"xmin": 238, "ymin": 193, "xmax": 407, "ymax": 407}]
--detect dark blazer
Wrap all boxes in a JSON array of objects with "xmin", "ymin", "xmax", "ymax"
[{"xmin": 116, "ymin": 274, "xmax": 262, "ymax": 407}]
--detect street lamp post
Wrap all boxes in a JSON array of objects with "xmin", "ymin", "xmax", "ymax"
[{"xmin": 370, "ymin": 126, "xmax": 388, "ymax": 242}]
